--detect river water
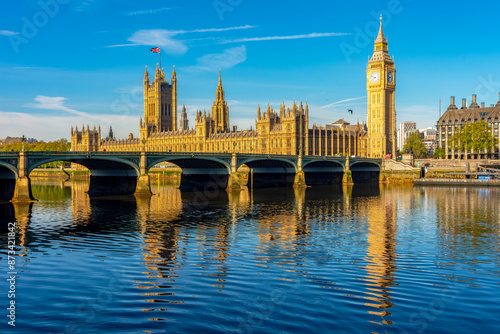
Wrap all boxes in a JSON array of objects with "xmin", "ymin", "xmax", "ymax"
[{"xmin": 1, "ymin": 180, "xmax": 499, "ymax": 334}]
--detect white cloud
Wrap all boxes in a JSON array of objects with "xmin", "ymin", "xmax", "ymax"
[
  {"xmin": 185, "ymin": 46, "xmax": 247, "ymax": 72},
  {"xmin": 220, "ymin": 32, "xmax": 349, "ymax": 44},
  {"xmin": 320, "ymin": 96, "xmax": 366, "ymax": 109},
  {"xmin": 126, "ymin": 29, "xmax": 188, "ymax": 55},
  {"xmin": 107, "ymin": 25, "xmax": 256, "ymax": 55},
  {"xmin": 126, "ymin": 7, "xmax": 170, "ymax": 16},
  {"xmin": 0, "ymin": 111, "xmax": 138, "ymax": 141},
  {"xmin": 0, "ymin": 30, "xmax": 18, "ymax": 36},
  {"xmin": 24, "ymin": 96, "xmax": 90, "ymax": 117}
]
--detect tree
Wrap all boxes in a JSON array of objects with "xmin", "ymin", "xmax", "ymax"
[
  {"xmin": 433, "ymin": 147, "xmax": 446, "ymax": 159},
  {"xmin": 403, "ymin": 131, "xmax": 428, "ymax": 158},
  {"xmin": 449, "ymin": 120, "xmax": 497, "ymax": 158},
  {"xmin": 1, "ymin": 139, "xmax": 71, "ymax": 168},
  {"xmin": 1, "ymin": 138, "xmax": 70, "ymax": 152}
]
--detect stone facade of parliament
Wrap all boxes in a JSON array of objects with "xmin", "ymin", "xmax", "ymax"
[{"xmin": 71, "ymin": 19, "xmax": 396, "ymax": 159}]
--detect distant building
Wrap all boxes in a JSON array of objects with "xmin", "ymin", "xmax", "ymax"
[
  {"xmin": 419, "ymin": 127, "xmax": 437, "ymax": 156},
  {"xmin": 0, "ymin": 137, "xmax": 37, "ymax": 145},
  {"xmin": 397, "ymin": 121, "xmax": 416, "ymax": 151},
  {"xmin": 437, "ymin": 94, "xmax": 500, "ymax": 159},
  {"xmin": 179, "ymin": 105, "xmax": 189, "ymax": 131}
]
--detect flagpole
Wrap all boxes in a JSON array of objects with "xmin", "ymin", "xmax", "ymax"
[{"xmin": 159, "ymin": 44, "xmax": 161, "ymax": 71}]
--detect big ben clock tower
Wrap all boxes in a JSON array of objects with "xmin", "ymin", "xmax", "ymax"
[{"xmin": 367, "ymin": 15, "xmax": 396, "ymax": 158}]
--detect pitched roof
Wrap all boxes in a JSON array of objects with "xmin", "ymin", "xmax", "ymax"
[{"xmin": 438, "ymin": 106, "xmax": 500, "ymax": 124}]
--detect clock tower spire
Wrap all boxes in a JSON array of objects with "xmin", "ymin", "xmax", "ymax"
[{"xmin": 366, "ymin": 15, "xmax": 396, "ymax": 158}]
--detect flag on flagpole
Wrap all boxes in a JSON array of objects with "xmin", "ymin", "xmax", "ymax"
[{"xmin": 150, "ymin": 47, "xmax": 160, "ymax": 53}]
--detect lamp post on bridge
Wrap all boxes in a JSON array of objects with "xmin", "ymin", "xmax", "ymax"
[{"xmin": 21, "ymin": 135, "xmax": 26, "ymax": 152}]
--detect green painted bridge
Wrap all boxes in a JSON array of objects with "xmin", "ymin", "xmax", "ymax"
[{"xmin": 0, "ymin": 151, "xmax": 382, "ymax": 201}]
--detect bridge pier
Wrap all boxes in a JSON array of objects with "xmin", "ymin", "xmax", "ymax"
[
  {"xmin": 293, "ymin": 155, "xmax": 307, "ymax": 188},
  {"xmin": 12, "ymin": 152, "xmax": 35, "ymax": 202},
  {"xmin": 342, "ymin": 156, "xmax": 353, "ymax": 184},
  {"xmin": 135, "ymin": 152, "xmax": 152, "ymax": 196},
  {"xmin": 227, "ymin": 153, "xmax": 242, "ymax": 191}
]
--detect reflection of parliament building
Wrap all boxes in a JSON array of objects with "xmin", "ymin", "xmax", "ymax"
[{"xmin": 71, "ymin": 18, "xmax": 396, "ymax": 159}]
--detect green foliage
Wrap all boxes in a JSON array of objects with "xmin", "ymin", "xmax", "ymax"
[
  {"xmin": 1, "ymin": 139, "xmax": 71, "ymax": 168},
  {"xmin": 433, "ymin": 147, "xmax": 446, "ymax": 159},
  {"xmin": 403, "ymin": 131, "xmax": 428, "ymax": 158},
  {"xmin": 449, "ymin": 120, "xmax": 498, "ymax": 156},
  {"xmin": 1, "ymin": 138, "xmax": 70, "ymax": 152}
]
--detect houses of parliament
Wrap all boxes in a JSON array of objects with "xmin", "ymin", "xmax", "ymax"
[{"xmin": 71, "ymin": 18, "xmax": 396, "ymax": 159}]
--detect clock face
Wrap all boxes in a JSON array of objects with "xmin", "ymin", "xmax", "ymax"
[
  {"xmin": 370, "ymin": 71, "xmax": 380, "ymax": 83},
  {"xmin": 387, "ymin": 71, "xmax": 394, "ymax": 83}
]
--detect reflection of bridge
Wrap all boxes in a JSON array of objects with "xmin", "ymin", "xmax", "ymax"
[{"xmin": 0, "ymin": 151, "xmax": 381, "ymax": 201}]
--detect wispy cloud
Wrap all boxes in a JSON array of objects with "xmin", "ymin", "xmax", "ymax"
[
  {"xmin": 320, "ymin": 96, "xmax": 366, "ymax": 109},
  {"xmin": 0, "ymin": 30, "xmax": 18, "ymax": 36},
  {"xmin": 185, "ymin": 46, "xmax": 247, "ymax": 72},
  {"xmin": 24, "ymin": 96, "xmax": 90, "ymax": 117},
  {"xmin": 126, "ymin": 7, "xmax": 170, "ymax": 16},
  {"xmin": 107, "ymin": 25, "xmax": 256, "ymax": 55},
  {"xmin": 172, "ymin": 25, "xmax": 255, "ymax": 34},
  {"xmin": 220, "ymin": 32, "xmax": 349, "ymax": 44}
]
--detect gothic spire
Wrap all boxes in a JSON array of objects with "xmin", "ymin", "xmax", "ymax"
[
  {"xmin": 375, "ymin": 14, "xmax": 387, "ymax": 44},
  {"xmin": 370, "ymin": 14, "xmax": 392, "ymax": 63}
]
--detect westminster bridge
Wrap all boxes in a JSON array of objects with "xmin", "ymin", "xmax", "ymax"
[{"xmin": 0, "ymin": 151, "xmax": 381, "ymax": 201}]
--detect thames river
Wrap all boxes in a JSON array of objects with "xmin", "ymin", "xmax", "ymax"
[{"xmin": 1, "ymin": 180, "xmax": 499, "ymax": 333}]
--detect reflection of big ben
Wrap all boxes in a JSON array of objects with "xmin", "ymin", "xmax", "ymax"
[{"xmin": 367, "ymin": 16, "xmax": 396, "ymax": 158}]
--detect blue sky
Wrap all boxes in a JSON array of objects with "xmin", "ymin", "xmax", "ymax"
[{"xmin": 1, "ymin": 0, "xmax": 500, "ymax": 141}]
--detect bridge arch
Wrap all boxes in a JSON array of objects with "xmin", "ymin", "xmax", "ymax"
[
  {"xmin": 146, "ymin": 156, "xmax": 231, "ymax": 173},
  {"xmin": 27, "ymin": 156, "xmax": 140, "ymax": 176},
  {"xmin": 0, "ymin": 161, "xmax": 19, "ymax": 178},
  {"xmin": 302, "ymin": 160, "xmax": 345, "ymax": 185},
  {"xmin": 349, "ymin": 161, "xmax": 381, "ymax": 183},
  {"xmin": 238, "ymin": 157, "xmax": 297, "ymax": 188},
  {"xmin": 146, "ymin": 155, "xmax": 232, "ymax": 191},
  {"xmin": 237, "ymin": 157, "xmax": 297, "ymax": 171},
  {"xmin": 26, "ymin": 155, "xmax": 141, "ymax": 197}
]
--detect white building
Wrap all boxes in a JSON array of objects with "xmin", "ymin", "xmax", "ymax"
[
  {"xmin": 419, "ymin": 127, "xmax": 437, "ymax": 155},
  {"xmin": 397, "ymin": 121, "xmax": 416, "ymax": 150}
]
